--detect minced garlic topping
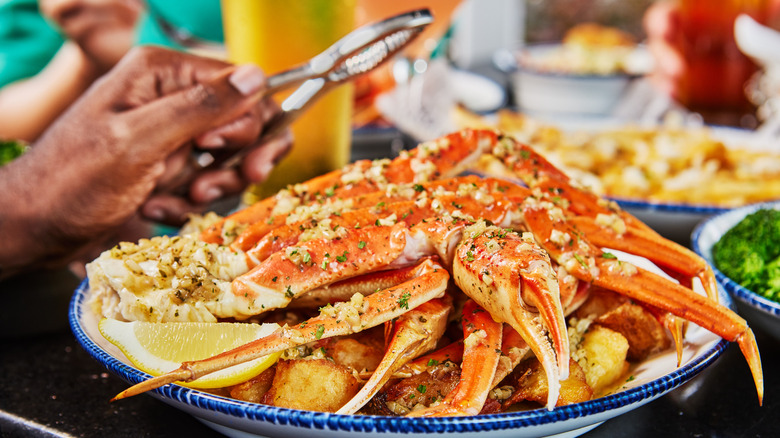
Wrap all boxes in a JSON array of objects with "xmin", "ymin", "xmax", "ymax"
[
  {"xmin": 86, "ymin": 233, "xmax": 249, "ymax": 322},
  {"xmin": 595, "ymin": 213, "xmax": 627, "ymax": 235}
]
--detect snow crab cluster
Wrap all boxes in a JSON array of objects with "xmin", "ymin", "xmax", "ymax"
[{"xmin": 88, "ymin": 129, "xmax": 763, "ymax": 414}]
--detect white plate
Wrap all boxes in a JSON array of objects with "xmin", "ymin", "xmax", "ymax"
[
  {"xmin": 692, "ymin": 200, "xmax": 780, "ymax": 342},
  {"xmin": 70, "ymin": 276, "xmax": 729, "ymax": 438}
]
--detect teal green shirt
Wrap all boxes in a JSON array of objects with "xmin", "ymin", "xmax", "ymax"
[
  {"xmin": 0, "ymin": 0, "xmax": 64, "ymax": 87},
  {"xmin": 136, "ymin": 0, "xmax": 224, "ymax": 48},
  {"xmin": 0, "ymin": 0, "xmax": 225, "ymax": 88}
]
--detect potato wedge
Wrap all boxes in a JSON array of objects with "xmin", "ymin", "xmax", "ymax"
[
  {"xmin": 575, "ymin": 325, "xmax": 629, "ymax": 394},
  {"xmin": 504, "ymin": 358, "xmax": 593, "ymax": 408},
  {"xmin": 229, "ymin": 366, "xmax": 276, "ymax": 403},
  {"xmin": 262, "ymin": 359, "xmax": 361, "ymax": 412},
  {"xmin": 596, "ymin": 302, "xmax": 671, "ymax": 361}
]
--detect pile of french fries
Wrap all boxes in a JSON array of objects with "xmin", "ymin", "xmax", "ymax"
[{"xmin": 455, "ymin": 108, "xmax": 780, "ymax": 207}]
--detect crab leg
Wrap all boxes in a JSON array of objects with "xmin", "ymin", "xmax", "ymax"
[
  {"xmin": 246, "ymin": 191, "xmax": 515, "ymax": 265},
  {"xmin": 491, "ymin": 325, "xmax": 531, "ymax": 387},
  {"xmin": 202, "ymin": 129, "xmax": 498, "ymax": 244},
  {"xmin": 408, "ymin": 300, "xmax": 503, "ymax": 417},
  {"xmin": 201, "ymin": 160, "xmax": 377, "ymax": 244},
  {"xmin": 337, "ymin": 295, "xmax": 452, "ymax": 414},
  {"xmin": 387, "ymin": 340, "xmax": 465, "ymax": 379},
  {"xmin": 231, "ymin": 175, "xmax": 484, "ymax": 254},
  {"xmin": 288, "ymin": 262, "xmax": 433, "ymax": 309},
  {"xmin": 112, "ymin": 259, "xmax": 449, "ymax": 401},
  {"xmin": 246, "ymin": 199, "xmax": 432, "ymax": 265},
  {"xmin": 521, "ymin": 205, "xmax": 764, "ymax": 404},
  {"xmin": 591, "ymin": 259, "xmax": 763, "ymax": 404},
  {"xmin": 566, "ymin": 216, "xmax": 719, "ymax": 302},
  {"xmin": 493, "ymin": 133, "xmax": 722, "ymax": 300},
  {"xmin": 453, "ymin": 222, "xmax": 569, "ymax": 410},
  {"xmin": 495, "ymin": 133, "xmax": 655, "ymax": 234},
  {"xmin": 231, "ymin": 223, "xmax": 411, "ymax": 313}
]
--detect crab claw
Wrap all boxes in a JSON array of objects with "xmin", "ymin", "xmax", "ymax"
[
  {"xmin": 112, "ymin": 259, "xmax": 449, "ymax": 401},
  {"xmin": 408, "ymin": 300, "xmax": 503, "ymax": 417},
  {"xmin": 337, "ymin": 295, "xmax": 452, "ymax": 415},
  {"xmin": 452, "ymin": 222, "xmax": 569, "ymax": 410}
]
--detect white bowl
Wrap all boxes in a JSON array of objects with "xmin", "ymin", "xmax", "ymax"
[
  {"xmin": 692, "ymin": 201, "xmax": 780, "ymax": 342},
  {"xmin": 494, "ymin": 45, "xmax": 649, "ymax": 117}
]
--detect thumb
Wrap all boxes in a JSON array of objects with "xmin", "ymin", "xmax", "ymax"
[{"xmin": 124, "ymin": 64, "xmax": 266, "ymax": 155}]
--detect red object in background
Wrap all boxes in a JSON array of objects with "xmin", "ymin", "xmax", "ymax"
[{"xmin": 677, "ymin": 0, "xmax": 768, "ymax": 115}]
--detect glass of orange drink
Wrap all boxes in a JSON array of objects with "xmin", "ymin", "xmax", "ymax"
[{"xmin": 221, "ymin": 0, "xmax": 357, "ymax": 199}]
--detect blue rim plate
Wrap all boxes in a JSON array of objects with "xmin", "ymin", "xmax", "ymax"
[
  {"xmin": 692, "ymin": 201, "xmax": 780, "ymax": 341},
  {"xmin": 70, "ymin": 276, "xmax": 728, "ymax": 438},
  {"xmin": 612, "ymin": 198, "xmax": 728, "ymax": 215},
  {"xmin": 614, "ymin": 198, "xmax": 729, "ymax": 243}
]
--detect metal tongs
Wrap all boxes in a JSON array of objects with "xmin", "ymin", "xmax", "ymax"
[{"xmin": 169, "ymin": 8, "xmax": 432, "ymax": 193}]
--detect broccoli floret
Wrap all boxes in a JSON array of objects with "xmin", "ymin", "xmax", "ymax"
[
  {"xmin": 713, "ymin": 209, "xmax": 780, "ymax": 301},
  {"xmin": 763, "ymin": 257, "xmax": 780, "ymax": 302},
  {"xmin": 0, "ymin": 139, "xmax": 27, "ymax": 166}
]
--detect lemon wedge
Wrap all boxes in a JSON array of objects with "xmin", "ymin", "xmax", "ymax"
[{"xmin": 98, "ymin": 319, "xmax": 281, "ymax": 389}]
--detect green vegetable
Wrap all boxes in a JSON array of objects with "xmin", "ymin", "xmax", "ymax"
[
  {"xmin": 712, "ymin": 209, "xmax": 780, "ymax": 302},
  {"xmin": 0, "ymin": 139, "xmax": 27, "ymax": 166}
]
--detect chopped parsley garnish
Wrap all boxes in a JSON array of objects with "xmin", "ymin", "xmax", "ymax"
[
  {"xmin": 397, "ymin": 291, "xmax": 411, "ymax": 309},
  {"xmin": 315, "ymin": 324, "xmax": 325, "ymax": 339},
  {"xmin": 573, "ymin": 253, "xmax": 589, "ymax": 269}
]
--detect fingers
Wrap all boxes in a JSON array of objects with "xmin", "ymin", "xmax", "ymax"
[
  {"xmin": 141, "ymin": 194, "xmax": 203, "ymax": 225},
  {"xmin": 195, "ymin": 112, "xmax": 263, "ymax": 149},
  {"xmin": 189, "ymin": 169, "xmax": 246, "ymax": 205},
  {"xmin": 242, "ymin": 129, "xmax": 294, "ymax": 182},
  {"xmin": 184, "ymin": 129, "xmax": 293, "ymax": 204},
  {"xmin": 122, "ymin": 63, "xmax": 268, "ymax": 157},
  {"xmin": 195, "ymin": 91, "xmax": 281, "ymax": 149}
]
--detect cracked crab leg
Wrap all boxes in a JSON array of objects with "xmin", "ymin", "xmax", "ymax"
[
  {"xmin": 408, "ymin": 300, "xmax": 503, "ymax": 417},
  {"xmin": 337, "ymin": 295, "xmax": 452, "ymax": 415},
  {"xmin": 491, "ymin": 325, "xmax": 531, "ymax": 387},
  {"xmin": 386, "ymin": 340, "xmax": 465, "ymax": 379},
  {"xmin": 112, "ymin": 259, "xmax": 449, "ymax": 401}
]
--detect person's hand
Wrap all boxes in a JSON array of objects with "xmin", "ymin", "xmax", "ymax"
[
  {"xmin": 39, "ymin": 0, "xmax": 143, "ymax": 73},
  {"xmin": 0, "ymin": 46, "xmax": 291, "ymax": 273},
  {"xmin": 643, "ymin": 0, "xmax": 686, "ymax": 101}
]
